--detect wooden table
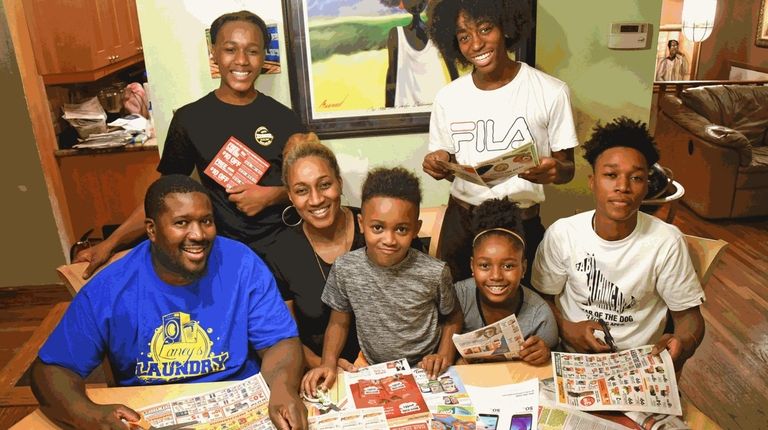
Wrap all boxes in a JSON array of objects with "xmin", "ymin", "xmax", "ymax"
[{"xmin": 11, "ymin": 361, "xmax": 720, "ymax": 429}]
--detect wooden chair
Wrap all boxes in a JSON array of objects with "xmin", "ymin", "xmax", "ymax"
[
  {"xmin": 56, "ymin": 249, "xmax": 130, "ymax": 296},
  {"xmin": 683, "ymin": 234, "xmax": 729, "ymax": 286},
  {"xmin": 55, "ymin": 249, "xmax": 131, "ymax": 386},
  {"xmin": 418, "ymin": 205, "xmax": 447, "ymax": 258}
]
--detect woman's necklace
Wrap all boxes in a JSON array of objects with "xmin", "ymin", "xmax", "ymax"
[{"xmin": 304, "ymin": 207, "xmax": 350, "ymax": 282}]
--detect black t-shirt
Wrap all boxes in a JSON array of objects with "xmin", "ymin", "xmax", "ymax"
[
  {"xmin": 157, "ymin": 91, "xmax": 305, "ymax": 254},
  {"xmin": 265, "ymin": 207, "xmax": 365, "ymax": 362}
]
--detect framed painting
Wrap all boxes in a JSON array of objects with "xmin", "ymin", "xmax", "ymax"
[
  {"xmin": 758, "ymin": 0, "xmax": 768, "ymax": 47},
  {"xmin": 282, "ymin": 0, "xmax": 537, "ymax": 138}
]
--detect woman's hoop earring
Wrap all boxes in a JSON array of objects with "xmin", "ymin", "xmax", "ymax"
[{"xmin": 281, "ymin": 205, "xmax": 302, "ymax": 227}]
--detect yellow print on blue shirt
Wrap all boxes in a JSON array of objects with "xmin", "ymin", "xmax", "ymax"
[{"xmin": 136, "ymin": 312, "xmax": 229, "ymax": 382}]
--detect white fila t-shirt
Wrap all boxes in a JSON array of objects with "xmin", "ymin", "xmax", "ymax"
[
  {"xmin": 428, "ymin": 62, "xmax": 578, "ymax": 207},
  {"xmin": 532, "ymin": 211, "xmax": 705, "ymax": 351}
]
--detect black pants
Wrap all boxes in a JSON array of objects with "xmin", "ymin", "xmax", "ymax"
[{"xmin": 438, "ymin": 197, "xmax": 546, "ymax": 287}]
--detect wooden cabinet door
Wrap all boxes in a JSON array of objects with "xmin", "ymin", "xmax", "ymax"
[
  {"xmin": 22, "ymin": 0, "xmax": 143, "ymax": 79},
  {"xmin": 24, "ymin": 0, "xmax": 112, "ymax": 74},
  {"xmin": 115, "ymin": 0, "xmax": 143, "ymax": 59}
]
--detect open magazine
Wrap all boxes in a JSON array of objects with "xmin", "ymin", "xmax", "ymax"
[
  {"xmin": 552, "ymin": 346, "xmax": 682, "ymax": 416},
  {"xmin": 436, "ymin": 141, "xmax": 539, "ymax": 187},
  {"xmin": 452, "ymin": 313, "xmax": 526, "ymax": 363}
]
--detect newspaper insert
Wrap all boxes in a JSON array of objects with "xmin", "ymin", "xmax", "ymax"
[
  {"xmin": 135, "ymin": 372, "xmax": 275, "ymax": 429},
  {"xmin": 452, "ymin": 313, "xmax": 526, "ymax": 362},
  {"xmin": 436, "ymin": 141, "xmax": 539, "ymax": 187},
  {"xmin": 538, "ymin": 378, "xmax": 629, "ymax": 430},
  {"xmin": 308, "ymin": 407, "xmax": 388, "ymax": 430},
  {"xmin": 344, "ymin": 359, "xmax": 430, "ymax": 426},
  {"xmin": 552, "ymin": 346, "xmax": 682, "ymax": 415}
]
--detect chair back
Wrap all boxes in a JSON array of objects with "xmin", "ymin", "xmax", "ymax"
[
  {"xmin": 418, "ymin": 205, "xmax": 447, "ymax": 258},
  {"xmin": 56, "ymin": 250, "xmax": 130, "ymax": 296},
  {"xmin": 55, "ymin": 249, "xmax": 130, "ymax": 386},
  {"xmin": 683, "ymin": 234, "xmax": 729, "ymax": 286}
]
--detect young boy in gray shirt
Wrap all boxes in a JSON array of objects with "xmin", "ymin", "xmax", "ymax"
[{"xmin": 302, "ymin": 167, "xmax": 463, "ymax": 396}]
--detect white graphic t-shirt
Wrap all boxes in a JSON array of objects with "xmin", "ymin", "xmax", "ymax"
[
  {"xmin": 428, "ymin": 62, "xmax": 578, "ymax": 207},
  {"xmin": 532, "ymin": 211, "xmax": 705, "ymax": 350}
]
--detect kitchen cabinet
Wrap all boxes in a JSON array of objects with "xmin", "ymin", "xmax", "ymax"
[
  {"xmin": 23, "ymin": 0, "xmax": 144, "ymax": 84},
  {"xmin": 56, "ymin": 143, "xmax": 160, "ymax": 240}
]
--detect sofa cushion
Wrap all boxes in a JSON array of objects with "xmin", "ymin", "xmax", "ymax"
[{"xmin": 681, "ymin": 85, "xmax": 768, "ymax": 147}]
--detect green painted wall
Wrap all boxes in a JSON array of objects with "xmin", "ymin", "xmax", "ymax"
[
  {"xmin": 533, "ymin": 0, "xmax": 662, "ymax": 223},
  {"xmin": 1, "ymin": 2, "xmax": 65, "ymax": 287},
  {"xmin": 139, "ymin": 0, "xmax": 661, "ymax": 224}
]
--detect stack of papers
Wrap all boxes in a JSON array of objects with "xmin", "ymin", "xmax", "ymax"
[{"xmin": 62, "ymin": 97, "xmax": 107, "ymax": 139}]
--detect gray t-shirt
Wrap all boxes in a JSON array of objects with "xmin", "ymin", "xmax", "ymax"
[
  {"xmin": 454, "ymin": 278, "xmax": 559, "ymax": 349},
  {"xmin": 322, "ymin": 248, "xmax": 457, "ymax": 365}
]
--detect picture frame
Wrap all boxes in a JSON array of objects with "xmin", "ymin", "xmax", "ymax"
[
  {"xmin": 757, "ymin": 0, "xmax": 768, "ymax": 47},
  {"xmin": 282, "ymin": 0, "xmax": 537, "ymax": 139}
]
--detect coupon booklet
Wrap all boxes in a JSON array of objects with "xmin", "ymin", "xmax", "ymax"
[
  {"xmin": 552, "ymin": 346, "xmax": 682, "ymax": 415},
  {"xmin": 436, "ymin": 141, "xmax": 539, "ymax": 187},
  {"xmin": 204, "ymin": 136, "xmax": 270, "ymax": 190},
  {"xmin": 452, "ymin": 313, "xmax": 526, "ymax": 363}
]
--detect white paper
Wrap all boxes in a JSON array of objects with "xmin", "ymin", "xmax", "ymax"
[{"xmin": 465, "ymin": 378, "xmax": 539, "ymax": 430}]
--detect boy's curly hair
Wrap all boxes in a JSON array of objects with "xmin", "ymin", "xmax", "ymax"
[
  {"xmin": 427, "ymin": 0, "xmax": 532, "ymax": 66},
  {"xmin": 361, "ymin": 167, "xmax": 422, "ymax": 208},
  {"xmin": 582, "ymin": 117, "xmax": 660, "ymax": 169},
  {"xmin": 470, "ymin": 197, "xmax": 525, "ymax": 251}
]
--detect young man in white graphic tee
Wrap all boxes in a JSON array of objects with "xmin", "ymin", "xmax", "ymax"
[
  {"xmin": 532, "ymin": 117, "xmax": 705, "ymax": 371},
  {"xmin": 422, "ymin": 0, "xmax": 578, "ymax": 286}
]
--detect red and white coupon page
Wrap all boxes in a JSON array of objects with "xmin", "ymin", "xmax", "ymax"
[{"xmin": 204, "ymin": 136, "xmax": 270, "ymax": 190}]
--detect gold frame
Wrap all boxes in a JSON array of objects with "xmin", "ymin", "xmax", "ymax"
[{"xmin": 757, "ymin": 0, "xmax": 768, "ymax": 47}]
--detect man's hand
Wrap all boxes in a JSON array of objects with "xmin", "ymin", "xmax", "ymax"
[
  {"xmin": 73, "ymin": 242, "xmax": 115, "ymax": 279},
  {"xmin": 652, "ymin": 334, "xmax": 685, "ymax": 370},
  {"xmin": 518, "ymin": 156, "xmax": 560, "ymax": 184},
  {"xmin": 75, "ymin": 403, "xmax": 141, "ymax": 430},
  {"xmin": 561, "ymin": 320, "xmax": 613, "ymax": 353},
  {"xmin": 227, "ymin": 184, "xmax": 275, "ymax": 216},
  {"xmin": 418, "ymin": 354, "xmax": 451, "ymax": 379},
  {"xmin": 518, "ymin": 336, "xmax": 551, "ymax": 365},
  {"xmin": 301, "ymin": 364, "xmax": 337, "ymax": 398},
  {"xmin": 422, "ymin": 150, "xmax": 451, "ymax": 180},
  {"xmin": 268, "ymin": 386, "xmax": 308, "ymax": 430}
]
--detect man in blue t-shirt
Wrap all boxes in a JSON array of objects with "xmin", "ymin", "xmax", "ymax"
[{"xmin": 31, "ymin": 175, "xmax": 307, "ymax": 430}]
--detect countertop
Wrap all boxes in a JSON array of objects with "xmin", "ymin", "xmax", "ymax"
[{"xmin": 54, "ymin": 138, "xmax": 158, "ymax": 158}]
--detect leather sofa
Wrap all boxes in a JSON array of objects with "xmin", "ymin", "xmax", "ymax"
[{"xmin": 655, "ymin": 85, "xmax": 768, "ymax": 219}]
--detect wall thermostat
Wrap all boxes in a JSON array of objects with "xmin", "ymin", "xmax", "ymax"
[{"xmin": 608, "ymin": 22, "xmax": 650, "ymax": 50}]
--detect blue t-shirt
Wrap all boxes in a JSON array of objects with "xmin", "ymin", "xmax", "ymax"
[{"xmin": 39, "ymin": 237, "xmax": 298, "ymax": 386}]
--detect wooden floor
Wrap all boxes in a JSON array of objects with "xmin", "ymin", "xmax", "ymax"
[{"xmin": 0, "ymin": 204, "xmax": 766, "ymax": 429}]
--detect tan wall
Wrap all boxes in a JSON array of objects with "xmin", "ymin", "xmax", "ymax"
[
  {"xmin": 697, "ymin": 0, "xmax": 768, "ymax": 79},
  {"xmin": 0, "ymin": 2, "xmax": 65, "ymax": 287},
  {"xmin": 661, "ymin": 0, "xmax": 683, "ymax": 24}
]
